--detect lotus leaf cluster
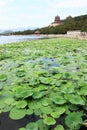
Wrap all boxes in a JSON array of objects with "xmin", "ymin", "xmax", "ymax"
[{"xmin": 0, "ymin": 38, "xmax": 87, "ymax": 130}]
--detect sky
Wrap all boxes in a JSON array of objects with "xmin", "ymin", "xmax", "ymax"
[{"xmin": 0, "ymin": 0, "xmax": 87, "ymax": 30}]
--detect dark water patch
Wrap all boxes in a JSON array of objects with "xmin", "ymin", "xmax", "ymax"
[
  {"xmin": 0, "ymin": 112, "xmax": 39, "ymax": 130},
  {"xmin": 66, "ymin": 66, "xmax": 80, "ymax": 72},
  {"xmin": 28, "ymin": 57, "xmax": 81, "ymax": 74},
  {"xmin": 0, "ymin": 108, "xmax": 86, "ymax": 130},
  {"xmin": 80, "ymin": 126, "xmax": 87, "ymax": 130},
  {"xmin": 49, "ymin": 114, "xmax": 67, "ymax": 130},
  {"xmin": 28, "ymin": 57, "xmax": 59, "ymax": 70},
  {"xmin": 50, "ymin": 114, "xmax": 87, "ymax": 130},
  {"xmin": 42, "ymin": 58, "xmax": 59, "ymax": 68}
]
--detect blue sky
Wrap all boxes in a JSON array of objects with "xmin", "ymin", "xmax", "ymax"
[{"xmin": 0, "ymin": 0, "xmax": 87, "ymax": 29}]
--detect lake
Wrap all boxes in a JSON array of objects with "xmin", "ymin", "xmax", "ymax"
[{"xmin": 0, "ymin": 35, "xmax": 46, "ymax": 44}]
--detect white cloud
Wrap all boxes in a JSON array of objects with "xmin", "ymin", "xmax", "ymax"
[
  {"xmin": 44, "ymin": 0, "xmax": 87, "ymax": 18},
  {"xmin": 51, "ymin": 0, "xmax": 87, "ymax": 8},
  {"xmin": 0, "ymin": 0, "xmax": 15, "ymax": 7},
  {"xmin": 0, "ymin": 0, "xmax": 5, "ymax": 7},
  {"xmin": 0, "ymin": 0, "xmax": 6, "ymax": 13},
  {"xmin": 65, "ymin": 0, "xmax": 86, "ymax": 8}
]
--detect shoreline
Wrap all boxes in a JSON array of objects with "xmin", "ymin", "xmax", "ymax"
[
  {"xmin": 39, "ymin": 34, "xmax": 87, "ymax": 41},
  {"xmin": 0, "ymin": 34, "xmax": 87, "ymax": 45}
]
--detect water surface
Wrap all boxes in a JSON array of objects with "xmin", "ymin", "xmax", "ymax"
[{"xmin": 0, "ymin": 35, "xmax": 45, "ymax": 44}]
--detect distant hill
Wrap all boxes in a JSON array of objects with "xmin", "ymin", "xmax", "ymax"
[
  {"xmin": 0, "ymin": 30, "xmax": 13, "ymax": 35},
  {"xmin": 0, "ymin": 27, "xmax": 37, "ymax": 35}
]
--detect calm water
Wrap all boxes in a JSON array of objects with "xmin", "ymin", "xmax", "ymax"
[{"xmin": 0, "ymin": 35, "xmax": 45, "ymax": 44}]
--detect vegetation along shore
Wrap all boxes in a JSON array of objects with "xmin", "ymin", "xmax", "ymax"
[{"xmin": 0, "ymin": 38, "xmax": 87, "ymax": 130}]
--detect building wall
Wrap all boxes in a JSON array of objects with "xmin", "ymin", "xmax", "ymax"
[{"xmin": 67, "ymin": 30, "xmax": 81, "ymax": 35}]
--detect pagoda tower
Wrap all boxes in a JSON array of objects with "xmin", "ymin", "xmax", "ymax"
[
  {"xmin": 54, "ymin": 15, "xmax": 60, "ymax": 23},
  {"xmin": 49, "ymin": 15, "xmax": 62, "ymax": 27}
]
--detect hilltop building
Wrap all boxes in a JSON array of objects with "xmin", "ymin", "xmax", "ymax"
[
  {"xmin": 66, "ymin": 15, "xmax": 72, "ymax": 20},
  {"xmin": 34, "ymin": 30, "xmax": 40, "ymax": 35},
  {"xmin": 49, "ymin": 15, "xmax": 62, "ymax": 27}
]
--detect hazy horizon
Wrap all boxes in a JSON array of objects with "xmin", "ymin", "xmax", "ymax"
[{"xmin": 0, "ymin": 0, "xmax": 87, "ymax": 30}]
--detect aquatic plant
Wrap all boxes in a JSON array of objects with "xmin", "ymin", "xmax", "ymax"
[{"xmin": 0, "ymin": 38, "xmax": 87, "ymax": 130}]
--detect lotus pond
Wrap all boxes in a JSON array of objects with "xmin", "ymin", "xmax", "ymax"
[{"xmin": 0, "ymin": 38, "xmax": 87, "ymax": 130}]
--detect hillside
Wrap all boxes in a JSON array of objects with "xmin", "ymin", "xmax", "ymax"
[
  {"xmin": 63, "ymin": 15, "xmax": 87, "ymax": 31},
  {"xmin": 38, "ymin": 14, "xmax": 87, "ymax": 34},
  {"xmin": 13, "ymin": 14, "xmax": 87, "ymax": 35}
]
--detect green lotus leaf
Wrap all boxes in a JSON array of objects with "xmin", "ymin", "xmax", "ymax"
[
  {"xmin": 18, "ymin": 128, "xmax": 25, "ymax": 130},
  {"xmin": 17, "ymin": 63, "xmax": 24, "ymax": 68},
  {"xmin": 0, "ymin": 85, "xmax": 3, "ymax": 90},
  {"xmin": 79, "ymin": 87, "xmax": 87, "ymax": 95},
  {"xmin": 37, "ymin": 119, "xmax": 49, "ymax": 130},
  {"xmin": 81, "ymin": 68, "xmax": 87, "ymax": 74},
  {"xmin": 0, "ymin": 110, "xmax": 2, "ymax": 113},
  {"xmin": 0, "ymin": 36, "xmax": 87, "ymax": 130},
  {"xmin": 34, "ymin": 108, "xmax": 42, "ymax": 116},
  {"xmin": 49, "ymin": 67, "xmax": 59, "ymax": 75},
  {"xmin": 37, "ymin": 84, "xmax": 48, "ymax": 91},
  {"xmin": 50, "ymin": 79, "xmax": 61, "ymax": 86},
  {"xmin": 69, "ymin": 104, "xmax": 79, "ymax": 111},
  {"xmin": 32, "ymin": 91, "xmax": 46, "ymax": 99},
  {"xmin": 40, "ymin": 106, "xmax": 53, "ymax": 114},
  {"xmin": 52, "ymin": 95, "xmax": 66, "ymax": 105},
  {"xmin": 15, "ymin": 87, "xmax": 33, "ymax": 99},
  {"xmin": 84, "ymin": 55, "xmax": 87, "ymax": 60},
  {"xmin": 41, "ymin": 97, "xmax": 52, "ymax": 106},
  {"xmin": 29, "ymin": 77, "xmax": 40, "ymax": 86},
  {"xmin": 4, "ymin": 98, "xmax": 15, "ymax": 105},
  {"xmin": 54, "ymin": 125, "xmax": 64, "ymax": 130},
  {"xmin": 0, "ymin": 100, "xmax": 6, "ymax": 109},
  {"xmin": 28, "ymin": 101, "xmax": 42, "ymax": 109},
  {"xmin": 60, "ymin": 86, "xmax": 74, "ymax": 94},
  {"xmin": 78, "ymin": 80, "xmax": 87, "ymax": 88},
  {"xmin": 72, "ymin": 74, "xmax": 80, "ymax": 80},
  {"xmin": 41, "ymin": 99, "xmax": 49, "ymax": 106},
  {"xmin": 65, "ymin": 94, "xmax": 85, "ymax": 105},
  {"xmin": 26, "ymin": 122, "xmax": 38, "ymax": 130},
  {"xmin": 36, "ymin": 119, "xmax": 44, "ymax": 126},
  {"xmin": 54, "ymin": 73, "xmax": 62, "ymax": 79},
  {"xmin": 0, "ymin": 74, "xmax": 7, "ymax": 82},
  {"xmin": 2, "ymin": 90, "xmax": 14, "ymax": 98},
  {"xmin": 60, "ymin": 82, "xmax": 75, "ymax": 94},
  {"xmin": 36, "ymin": 69, "xmax": 47, "ymax": 75},
  {"xmin": 65, "ymin": 112, "xmax": 83, "ymax": 129},
  {"xmin": 16, "ymin": 70, "xmax": 26, "ymax": 77},
  {"xmin": 26, "ymin": 109, "xmax": 33, "ymax": 115},
  {"xmin": 51, "ymin": 107, "xmax": 65, "ymax": 118},
  {"xmin": 40, "ymin": 77, "xmax": 51, "ymax": 84},
  {"xmin": 9, "ymin": 107, "xmax": 26, "ymax": 120},
  {"xmin": 2, "ymin": 105, "xmax": 13, "ymax": 112},
  {"xmin": 51, "ymin": 112, "xmax": 60, "ymax": 118},
  {"xmin": 15, "ymin": 100, "xmax": 27, "ymax": 108},
  {"xmin": 62, "ymin": 72, "xmax": 71, "ymax": 79},
  {"xmin": 44, "ymin": 116, "xmax": 56, "ymax": 125}
]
